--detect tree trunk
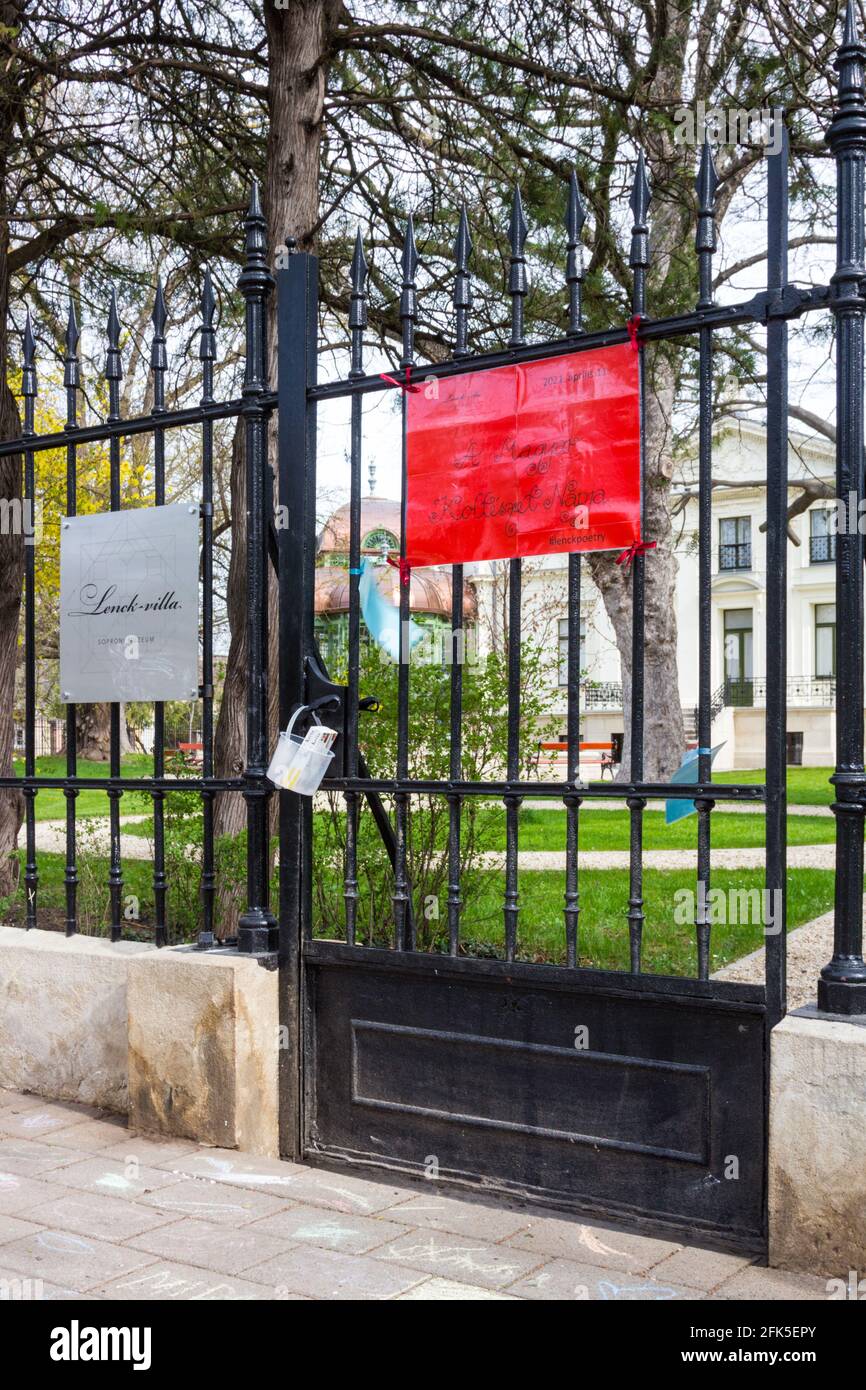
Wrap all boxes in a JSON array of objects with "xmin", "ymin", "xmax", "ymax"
[
  {"xmin": 75, "ymin": 703, "xmax": 132, "ymax": 760},
  {"xmin": 213, "ymin": 0, "xmax": 341, "ymax": 935},
  {"xmin": 76, "ymin": 704, "xmax": 112, "ymax": 761},
  {"xmin": 588, "ymin": 352, "xmax": 684, "ymax": 781}
]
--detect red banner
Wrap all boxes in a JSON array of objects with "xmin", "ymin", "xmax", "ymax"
[{"xmin": 405, "ymin": 343, "xmax": 642, "ymax": 567}]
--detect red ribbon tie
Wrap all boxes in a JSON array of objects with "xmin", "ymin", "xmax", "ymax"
[
  {"xmin": 386, "ymin": 554, "xmax": 412, "ymax": 586},
  {"xmin": 380, "ymin": 365, "xmax": 422, "ymax": 394},
  {"xmin": 616, "ymin": 539, "xmax": 656, "ymax": 568},
  {"xmin": 626, "ymin": 314, "xmax": 644, "ymax": 352}
]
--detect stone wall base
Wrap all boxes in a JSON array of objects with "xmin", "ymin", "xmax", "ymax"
[
  {"xmin": 0, "ymin": 926, "xmax": 150, "ymax": 1112},
  {"xmin": 0, "ymin": 927, "xmax": 280, "ymax": 1159},
  {"xmin": 127, "ymin": 945, "xmax": 279, "ymax": 1157},
  {"xmin": 770, "ymin": 1011, "xmax": 866, "ymax": 1278}
]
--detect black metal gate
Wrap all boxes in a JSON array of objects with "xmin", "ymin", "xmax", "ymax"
[{"xmin": 267, "ymin": 14, "xmax": 866, "ymax": 1251}]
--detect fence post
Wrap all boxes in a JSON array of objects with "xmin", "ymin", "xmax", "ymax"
[
  {"xmin": 276, "ymin": 244, "xmax": 318, "ymax": 1157},
  {"xmin": 821, "ymin": 1, "xmax": 866, "ymax": 1014},
  {"xmin": 237, "ymin": 183, "xmax": 278, "ymax": 955}
]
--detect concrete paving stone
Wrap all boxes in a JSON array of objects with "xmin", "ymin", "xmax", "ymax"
[
  {"xmin": 247, "ymin": 1205, "xmax": 412, "ymax": 1255},
  {"xmin": 242, "ymin": 1244, "xmax": 428, "ymax": 1300},
  {"xmin": 41, "ymin": 1118, "xmax": 128, "ymax": 1152},
  {"xmin": 93, "ymin": 1261, "xmax": 282, "ymax": 1301},
  {"xmin": 0, "ymin": 1172, "xmax": 80, "ymax": 1216},
  {"xmin": 508, "ymin": 1214, "xmax": 683, "ymax": 1274},
  {"xmin": 126, "ymin": 1217, "xmax": 298, "ymax": 1275},
  {"xmin": 396, "ymin": 1278, "xmax": 521, "ymax": 1300},
  {"xmin": 0, "ymin": 1229, "xmax": 158, "ymax": 1293},
  {"xmin": 157, "ymin": 1147, "xmax": 306, "ymax": 1191},
  {"xmin": 648, "ymin": 1245, "xmax": 757, "ymax": 1292},
  {"xmin": 253, "ymin": 1166, "xmax": 412, "ymax": 1215},
  {"xmin": 508, "ymin": 1257, "xmax": 702, "ymax": 1301},
  {"xmin": 0, "ymin": 1090, "xmax": 48, "ymax": 1113},
  {"xmin": 52, "ymin": 1156, "xmax": 185, "ymax": 1201},
  {"xmin": 0, "ymin": 1270, "xmax": 95, "ymax": 1301},
  {"xmin": 17, "ymin": 1190, "xmax": 181, "ymax": 1243},
  {"xmin": 387, "ymin": 1193, "xmax": 532, "ymax": 1243},
  {"xmin": 100, "ymin": 1134, "xmax": 204, "ymax": 1166},
  {"xmin": 0, "ymin": 1136, "xmax": 94, "ymax": 1178},
  {"xmin": 370, "ymin": 1228, "xmax": 545, "ymax": 1290},
  {"xmin": 15, "ymin": 1281, "xmax": 97, "ymax": 1300},
  {"xmin": 138, "ymin": 1178, "xmax": 294, "ymax": 1226},
  {"xmin": 0, "ymin": 1103, "xmax": 103, "ymax": 1140},
  {"xmin": 0, "ymin": 1213, "xmax": 45, "ymax": 1245},
  {"xmin": 713, "ymin": 1265, "xmax": 831, "ymax": 1300}
]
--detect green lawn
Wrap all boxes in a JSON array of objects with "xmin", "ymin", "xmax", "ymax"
[
  {"xmin": 714, "ymin": 766, "xmax": 835, "ymax": 806},
  {"xmin": 476, "ymin": 806, "xmax": 834, "ymax": 850},
  {"xmin": 10, "ymin": 754, "xmax": 159, "ymax": 820},
  {"xmin": 4, "ymin": 849, "xmax": 834, "ymax": 977},
  {"xmin": 465, "ymin": 866, "xmax": 835, "ymax": 974},
  {"xmin": 320, "ymin": 866, "xmax": 835, "ymax": 975}
]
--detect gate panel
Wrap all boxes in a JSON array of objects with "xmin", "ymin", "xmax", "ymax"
[
  {"xmin": 269, "ymin": 24, "xmax": 866, "ymax": 1247},
  {"xmin": 304, "ymin": 945, "xmax": 766, "ymax": 1246}
]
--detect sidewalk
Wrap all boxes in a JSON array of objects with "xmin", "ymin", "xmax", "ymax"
[{"xmin": 0, "ymin": 1089, "xmax": 829, "ymax": 1301}]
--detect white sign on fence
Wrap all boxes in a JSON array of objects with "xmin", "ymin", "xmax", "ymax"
[{"xmin": 59, "ymin": 503, "xmax": 200, "ymax": 704}]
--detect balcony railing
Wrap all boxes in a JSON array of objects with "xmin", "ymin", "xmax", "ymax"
[
  {"xmin": 810, "ymin": 533, "xmax": 836, "ymax": 563},
  {"xmin": 718, "ymin": 542, "xmax": 752, "ymax": 571},
  {"xmin": 724, "ymin": 676, "xmax": 837, "ymax": 708},
  {"xmin": 576, "ymin": 676, "xmax": 836, "ymax": 713},
  {"xmin": 581, "ymin": 681, "xmax": 623, "ymax": 710}
]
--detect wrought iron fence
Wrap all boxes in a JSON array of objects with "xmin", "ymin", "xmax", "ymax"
[
  {"xmin": 272, "ymin": 10, "xmax": 866, "ymax": 1023},
  {"xmin": 0, "ymin": 189, "xmax": 275, "ymax": 948},
  {"xmin": 0, "ymin": 10, "xmax": 864, "ymax": 1025}
]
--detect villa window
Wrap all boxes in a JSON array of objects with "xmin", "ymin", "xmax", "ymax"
[
  {"xmin": 558, "ymin": 617, "xmax": 587, "ymax": 686},
  {"xmin": 719, "ymin": 516, "xmax": 751, "ymax": 570},
  {"xmin": 362, "ymin": 528, "xmax": 399, "ymax": 553},
  {"xmin": 809, "ymin": 510, "xmax": 836, "ymax": 564},
  {"xmin": 815, "ymin": 603, "xmax": 837, "ymax": 679}
]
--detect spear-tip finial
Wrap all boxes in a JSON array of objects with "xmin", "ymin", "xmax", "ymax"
[
  {"xmin": 22, "ymin": 310, "xmax": 36, "ymax": 397},
  {"xmin": 199, "ymin": 269, "xmax": 217, "ymax": 380},
  {"xmin": 64, "ymin": 299, "xmax": 80, "ymax": 390},
  {"xmin": 629, "ymin": 150, "xmax": 651, "ymax": 225},
  {"xmin": 150, "ymin": 279, "xmax": 167, "ymax": 372},
  {"xmin": 202, "ymin": 267, "xmax": 216, "ymax": 326},
  {"xmin": 695, "ymin": 137, "xmax": 719, "ymax": 214},
  {"xmin": 65, "ymin": 298, "xmax": 79, "ymax": 358},
  {"xmin": 509, "ymin": 185, "xmax": 528, "ymax": 256},
  {"xmin": 351, "ymin": 227, "xmax": 368, "ymax": 294},
  {"xmin": 151, "ymin": 278, "xmax": 167, "ymax": 338},
  {"xmin": 401, "ymin": 214, "xmax": 419, "ymax": 284},
  {"xmin": 106, "ymin": 288, "xmax": 123, "ymax": 381},
  {"xmin": 567, "ymin": 169, "xmax": 586, "ymax": 243},
  {"xmin": 242, "ymin": 179, "xmax": 268, "ymax": 272},
  {"xmin": 455, "ymin": 202, "xmax": 473, "ymax": 270}
]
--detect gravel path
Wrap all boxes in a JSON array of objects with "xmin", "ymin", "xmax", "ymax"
[
  {"xmin": 34, "ymin": 816, "xmax": 152, "ymax": 861},
  {"xmin": 33, "ymin": 814, "xmax": 837, "ymax": 872},
  {"xmin": 712, "ymin": 901, "xmax": 866, "ymax": 1008},
  {"xmin": 477, "ymin": 844, "xmax": 836, "ymax": 871}
]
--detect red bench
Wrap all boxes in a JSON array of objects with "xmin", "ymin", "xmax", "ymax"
[{"xmin": 536, "ymin": 740, "xmax": 620, "ymax": 779}]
